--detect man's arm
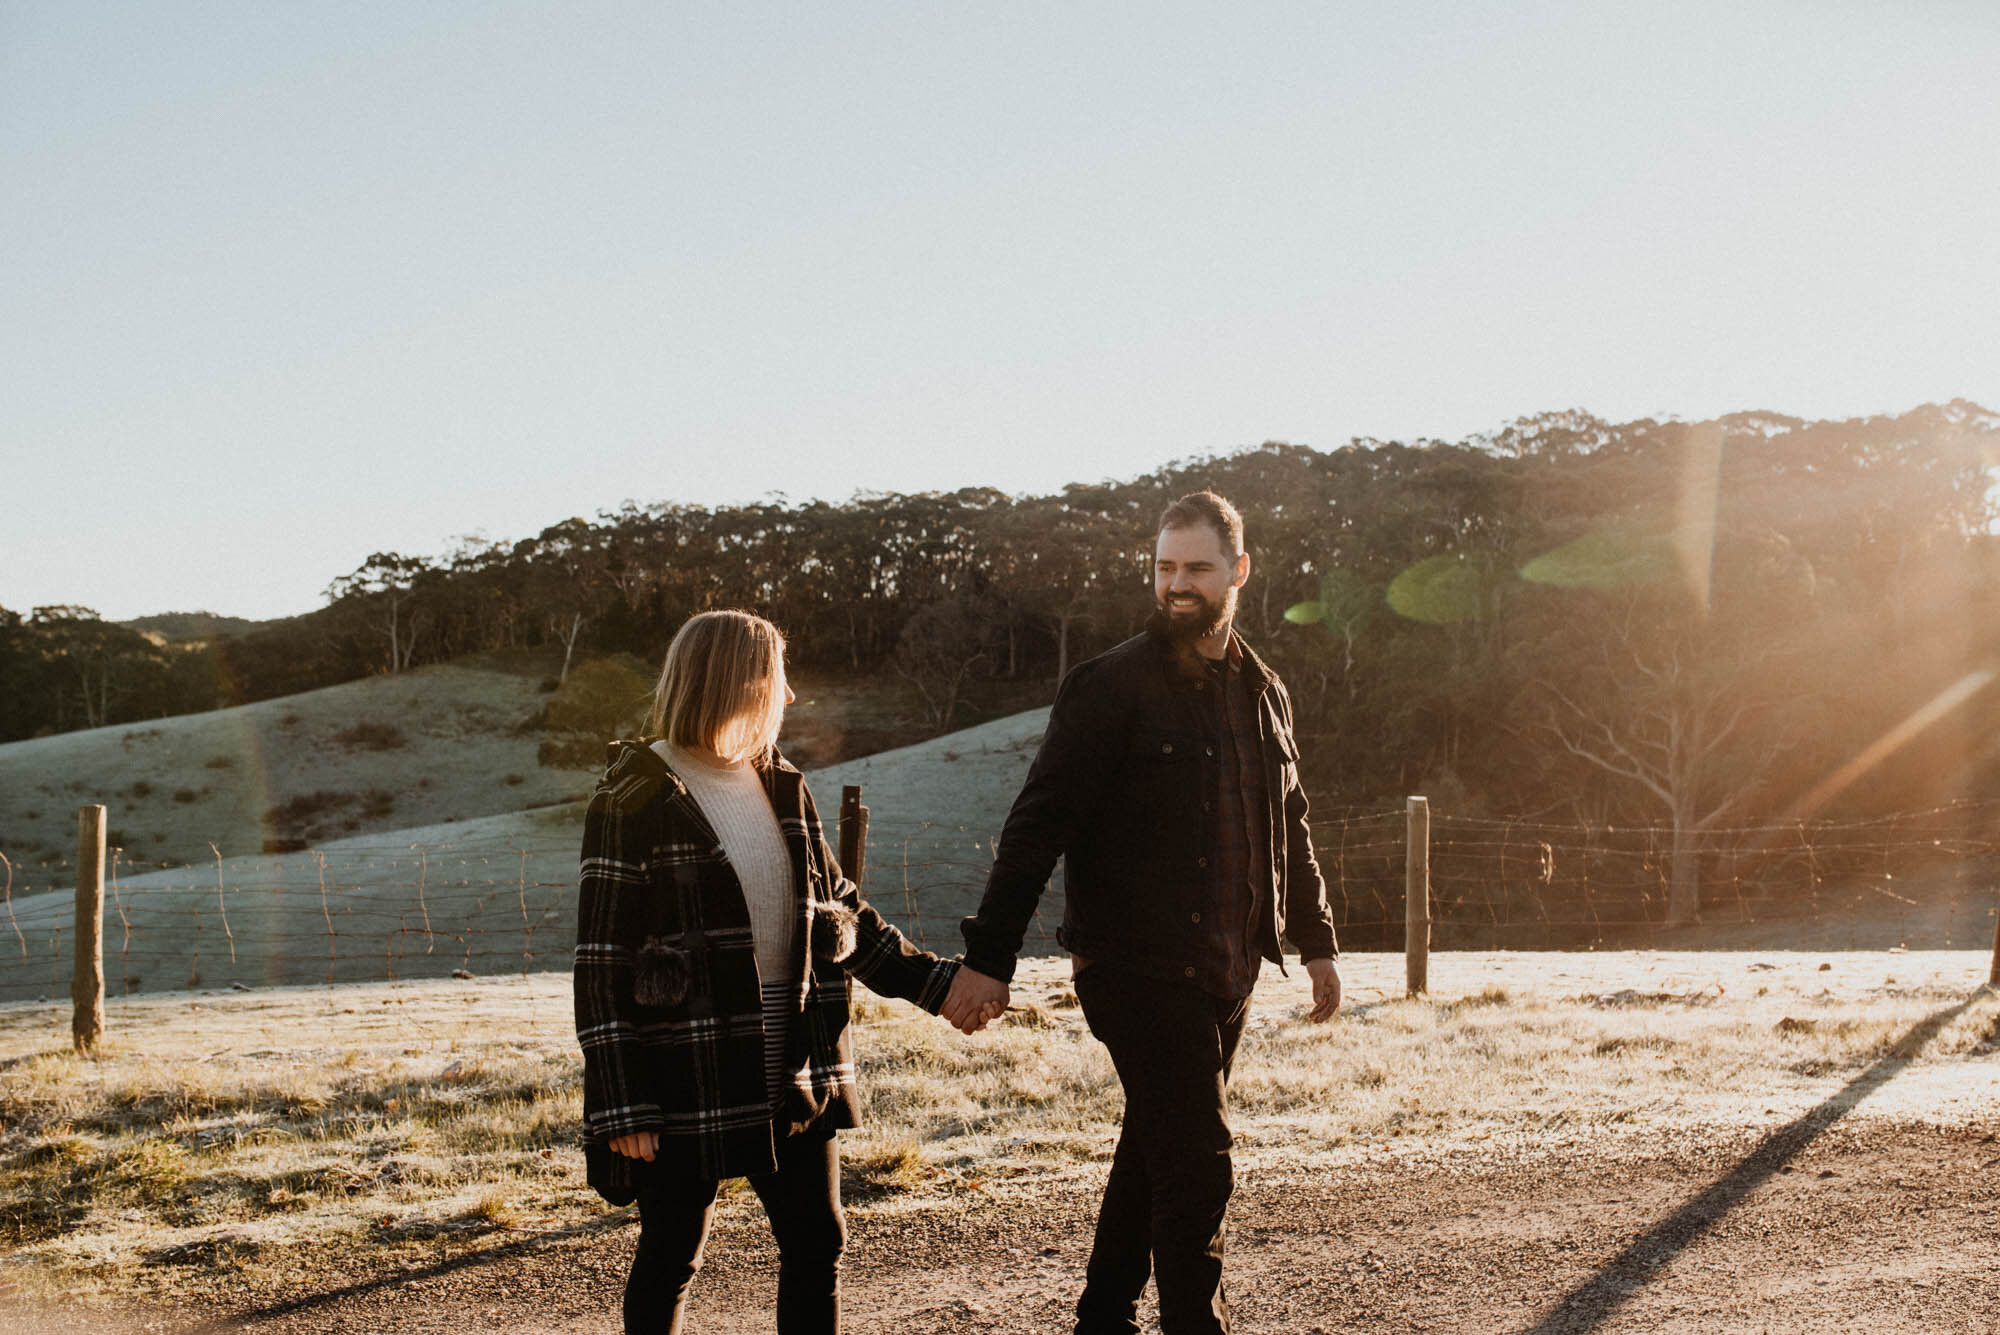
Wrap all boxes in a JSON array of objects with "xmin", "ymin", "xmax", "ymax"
[
  {"xmin": 1275, "ymin": 685, "xmax": 1340, "ymax": 1020},
  {"xmin": 958, "ymin": 659, "xmax": 1129, "ymax": 983},
  {"xmin": 1287, "ymin": 780, "xmax": 1343, "ymax": 1021},
  {"xmin": 1305, "ymin": 956, "xmax": 1342, "ymax": 1022}
]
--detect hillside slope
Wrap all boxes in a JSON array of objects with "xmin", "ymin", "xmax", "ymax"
[
  {"xmin": 0, "ymin": 660, "xmax": 599, "ymax": 892},
  {"xmin": 0, "ymin": 708, "xmax": 1053, "ymax": 1003}
]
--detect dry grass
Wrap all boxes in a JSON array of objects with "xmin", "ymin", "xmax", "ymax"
[
  {"xmin": 0, "ymin": 983, "xmax": 585, "ymax": 1301},
  {"xmin": 0, "ymin": 952, "xmax": 1993, "ymax": 1306},
  {"xmin": 844, "ymin": 955, "xmax": 2000, "ymax": 1199}
]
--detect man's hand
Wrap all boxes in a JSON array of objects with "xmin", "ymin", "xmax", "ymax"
[
  {"xmin": 1305, "ymin": 957, "xmax": 1342, "ymax": 1023},
  {"xmin": 610, "ymin": 1131, "xmax": 659, "ymax": 1161},
  {"xmin": 942, "ymin": 966, "xmax": 1009, "ymax": 1034}
]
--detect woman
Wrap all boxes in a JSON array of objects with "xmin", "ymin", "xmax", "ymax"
[{"xmin": 574, "ymin": 610, "xmax": 989, "ymax": 1335}]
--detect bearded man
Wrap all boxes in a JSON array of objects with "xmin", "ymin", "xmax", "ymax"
[{"xmin": 942, "ymin": 489, "xmax": 1342, "ymax": 1335}]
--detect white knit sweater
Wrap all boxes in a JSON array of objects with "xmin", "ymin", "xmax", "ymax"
[
  {"xmin": 655, "ymin": 742, "xmax": 796, "ymax": 981},
  {"xmin": 655, "ymin": 741, "xmax": 800, "ymax": 1107}
]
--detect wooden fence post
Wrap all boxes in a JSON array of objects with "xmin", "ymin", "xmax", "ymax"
[
  {"xmin": 1406, "ymin": 796, "xmax": 1430, "ymax": 997},
  {"xmin": 1988, "ymin": 902, "xmax": 1998, "ymax": 989},
  {"xmin": 73, "ymin": 806, "xmax": 106, "ymax": 1053},
  {"xmin": 838, "ymin": 785, "xmax": 869, "ymax": 886}
]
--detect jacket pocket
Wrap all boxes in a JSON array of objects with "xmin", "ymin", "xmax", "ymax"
[
  {"xmin": 634, "ymin": 937, "xmax": 691, "ymax": 1008},
  {"xmin": 1122, "ymin": 726, "xmax": 1204, "ymax": 836},
  {"xmin": 810, "ymin": 900, "xmax": 859, "ymax": 965},
  {"xmin": 1271, "ymin": 724, "xmax": 1301, "ymax": 788}
]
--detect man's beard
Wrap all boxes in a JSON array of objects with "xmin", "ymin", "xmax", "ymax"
[{"xmin": 1151, "ymin": 586, "xmax": 1234, "ymax": 644}]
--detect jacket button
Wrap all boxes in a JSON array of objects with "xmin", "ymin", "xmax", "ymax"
[
  {"xmin": 1203, "ymin": 801, "xmax": 1212, "ymax": 813},
  {"xmin": 1184, "ymin": 967, "xmax": 1196, "ymax": 978},
  {"xmin": 1161, "ymin": 742, "xmax": 1173, "ymax": 754},
  {"xmin": 1205, "ymin": 746, "xmax": 1214, "ymax": 757},
  {"xmin": 1191, "ymin": 912, "xmax": 1202, "ymax": 923},
  {"xmin": 1197, "ymin": 856, "xmax": 1208, "ymax": 868}
]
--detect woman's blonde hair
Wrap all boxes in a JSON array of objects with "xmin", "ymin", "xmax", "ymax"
[{"xmin": 646, "ymin": 611, "xmax": 788, "ymax": 765}]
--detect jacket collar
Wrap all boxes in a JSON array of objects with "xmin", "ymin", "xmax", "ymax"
[
  {"xmin": 1232, "ymin": 633, "xmax": 1278, "ymax": 694},
  {"xmin": 1142, "ymin": 621, "xmax": 1275, "ymax": 697},
  {"xmin": 595, "ymin": 738, "xmax": 804, "ymax": 820}
]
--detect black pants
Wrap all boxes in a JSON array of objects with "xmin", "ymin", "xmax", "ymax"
[
  {"xmin": 623, "ymin": 1121, "xmax": 846, "ymax": 1335},
  {"xmin": 1072, "ymin": 963, "xmax": 1250, "ymax": 1335}
]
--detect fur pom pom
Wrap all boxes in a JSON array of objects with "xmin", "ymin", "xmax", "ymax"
[
  {"xmin": 811, "ymin": 901, "xmax": 859, "ymax": 965},
  {"xmin": 634, "ymin": 938, "xmax": 690, "ymax": 1008}
]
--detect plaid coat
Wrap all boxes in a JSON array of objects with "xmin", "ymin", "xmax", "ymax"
[{"xmin": 575, "ymin": 740, "xmax": 958, "ymax": 1180}]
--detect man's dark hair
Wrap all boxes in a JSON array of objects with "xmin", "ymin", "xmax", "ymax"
[{"xmin": 1157, "ymin": 490, "xmax": 1244, "ymax": 559}]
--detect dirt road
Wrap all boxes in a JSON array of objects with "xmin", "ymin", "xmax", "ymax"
[{"xmin": 8, "ymin": 1116, "xmax": 1993, "ymax": 1335}]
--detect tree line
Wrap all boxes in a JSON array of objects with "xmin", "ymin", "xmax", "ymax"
[{"xmin": 6, "ymin": 402, "xmax": 1996, "ymax": 919}]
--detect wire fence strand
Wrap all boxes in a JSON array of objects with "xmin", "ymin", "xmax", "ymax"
[{"xmin": 1, "ymin": 798, "xmax": 1995, "ymax": 1003}]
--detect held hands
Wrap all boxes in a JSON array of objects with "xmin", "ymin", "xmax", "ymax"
[
  {"xmin": 941, "ymin": 965, "xmax": 1009, "ymax": 1034},
  {"xmin": 610, "ymin": 1130, "xmax": 660, "ymax": 1161},
  {"xmin": 1305, "ymin": 956, "xmax": 1343, "ymax": 1023}
]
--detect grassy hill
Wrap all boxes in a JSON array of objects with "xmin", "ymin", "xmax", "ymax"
[
  {"xmin": 0, "ymin": 655, "xmax": 600, "ymax": 885},
  {"xmin": 0, "ymin": 649, "xmax": 1051, "ymax": 884},
  {"xmin": 0, "ymin": 670, "xmax": 1053, "ymax": 1004}
]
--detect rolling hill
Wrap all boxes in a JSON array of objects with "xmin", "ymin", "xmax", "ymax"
[{"xmin": 0, "ymin": 673, "xmax": 1051, "ymax": 1003}]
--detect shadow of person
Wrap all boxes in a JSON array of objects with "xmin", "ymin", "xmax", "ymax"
[
  {"xmin": 1521, "ymin": 989, "xmax": 1989, "ymax": 1335},
  {"xmin": 190, "ymin": 1209, "xmax": 636, "ymax": 1332}
]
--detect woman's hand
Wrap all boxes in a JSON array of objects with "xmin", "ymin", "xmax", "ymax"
[
  {"xmin": 942, "ymin": 966, "xmax": 1009, "ymax": 1034},
  {"xmin": 610, "ymin": 1131, "xmax": 660, "ymax": 1161}
]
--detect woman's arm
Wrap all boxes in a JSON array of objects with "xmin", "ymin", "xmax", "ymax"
[
  {"xmin": 799, "ymin": 782, "xmax": 959, "ymax": 1013},
  {"xmin": 574, "ymin": 789, "xmax": 666, "ymax": 1143},
  {"xmin": 830, "ymin": 862, "xmax": 961, "ymax": 1013}
]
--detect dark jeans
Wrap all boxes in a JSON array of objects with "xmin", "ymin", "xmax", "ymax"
[
  {"xmin": 1073, "ymin": 963, "xmax": 1250, "ymax": 1335},
  {"xmin": 623, "ymin": 1121, "xmax": 846, "ymax": 1335}
]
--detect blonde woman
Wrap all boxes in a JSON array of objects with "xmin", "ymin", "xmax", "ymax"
[{"xmin": 575, "ymin": 610, "xmax": 994, "ymax": 1335}]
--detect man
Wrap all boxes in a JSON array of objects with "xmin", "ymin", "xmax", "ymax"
[{"xmin": 943, "ymin": 490, "xmax": 1341, "ymax": 1335}]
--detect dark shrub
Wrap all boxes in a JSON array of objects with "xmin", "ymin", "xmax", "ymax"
[
  {"xmin": 263, "ymin": 790, "xmax": 357, "ymax": 845},
  {"xmin": 538, "ymin": 736, "xmax": 606, "ymax": 769},
  {"xmin": 332, "ymin": 721, "xmax": 406, "ymax": 752},
  {"xmin": 540, "ymin": 657, "xmax": 652, "ymax": 736}
]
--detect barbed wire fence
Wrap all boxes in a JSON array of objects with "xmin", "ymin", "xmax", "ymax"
[
  {"xmin": 5, "ymin": 792, "xmax": 1998, "ymax": 1012},
  {"xmin": 1317, "ymin": 799, "xmax": 2000, "ymax": 955}
]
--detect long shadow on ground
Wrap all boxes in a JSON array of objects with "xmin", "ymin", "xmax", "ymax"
[
  {"xmin": 1520, "ymin": 989, "xmax": 1990, "ymax": 1335},
  {"xmin": 191, "ymin": 1211, "xmax": 638, "ymax": 1331}
]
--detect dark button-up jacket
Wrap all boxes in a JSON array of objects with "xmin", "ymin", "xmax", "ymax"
[
  {"xmin": 575, "ymin": 741, "xmax": 957, "ymax": 1179},
  {"xmin": 960, "ymin": 628, "xmax": 1338, "ymax": 984}
]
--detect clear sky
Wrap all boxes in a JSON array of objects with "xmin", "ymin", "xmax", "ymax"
[{"xmin": 4, "ymin": 1, "xmax": 1996, "ymax": 621}]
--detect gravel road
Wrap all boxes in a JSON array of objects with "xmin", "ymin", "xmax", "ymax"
[{"xmin": 7, "ymin": 1117, "xmax": 1994, "ymax": 1334}]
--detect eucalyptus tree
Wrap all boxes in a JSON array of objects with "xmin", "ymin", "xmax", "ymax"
[
  {"xmin": 26, "ymin": 606, "xmax": 168, "ymax": 732},
  {"xmin": 324, "ymin": 553, "xmax": 439, "ymax": 675},
  {"xmin": 992, "ymin": 482, "xmax": 1149, "ymax": 683}
]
